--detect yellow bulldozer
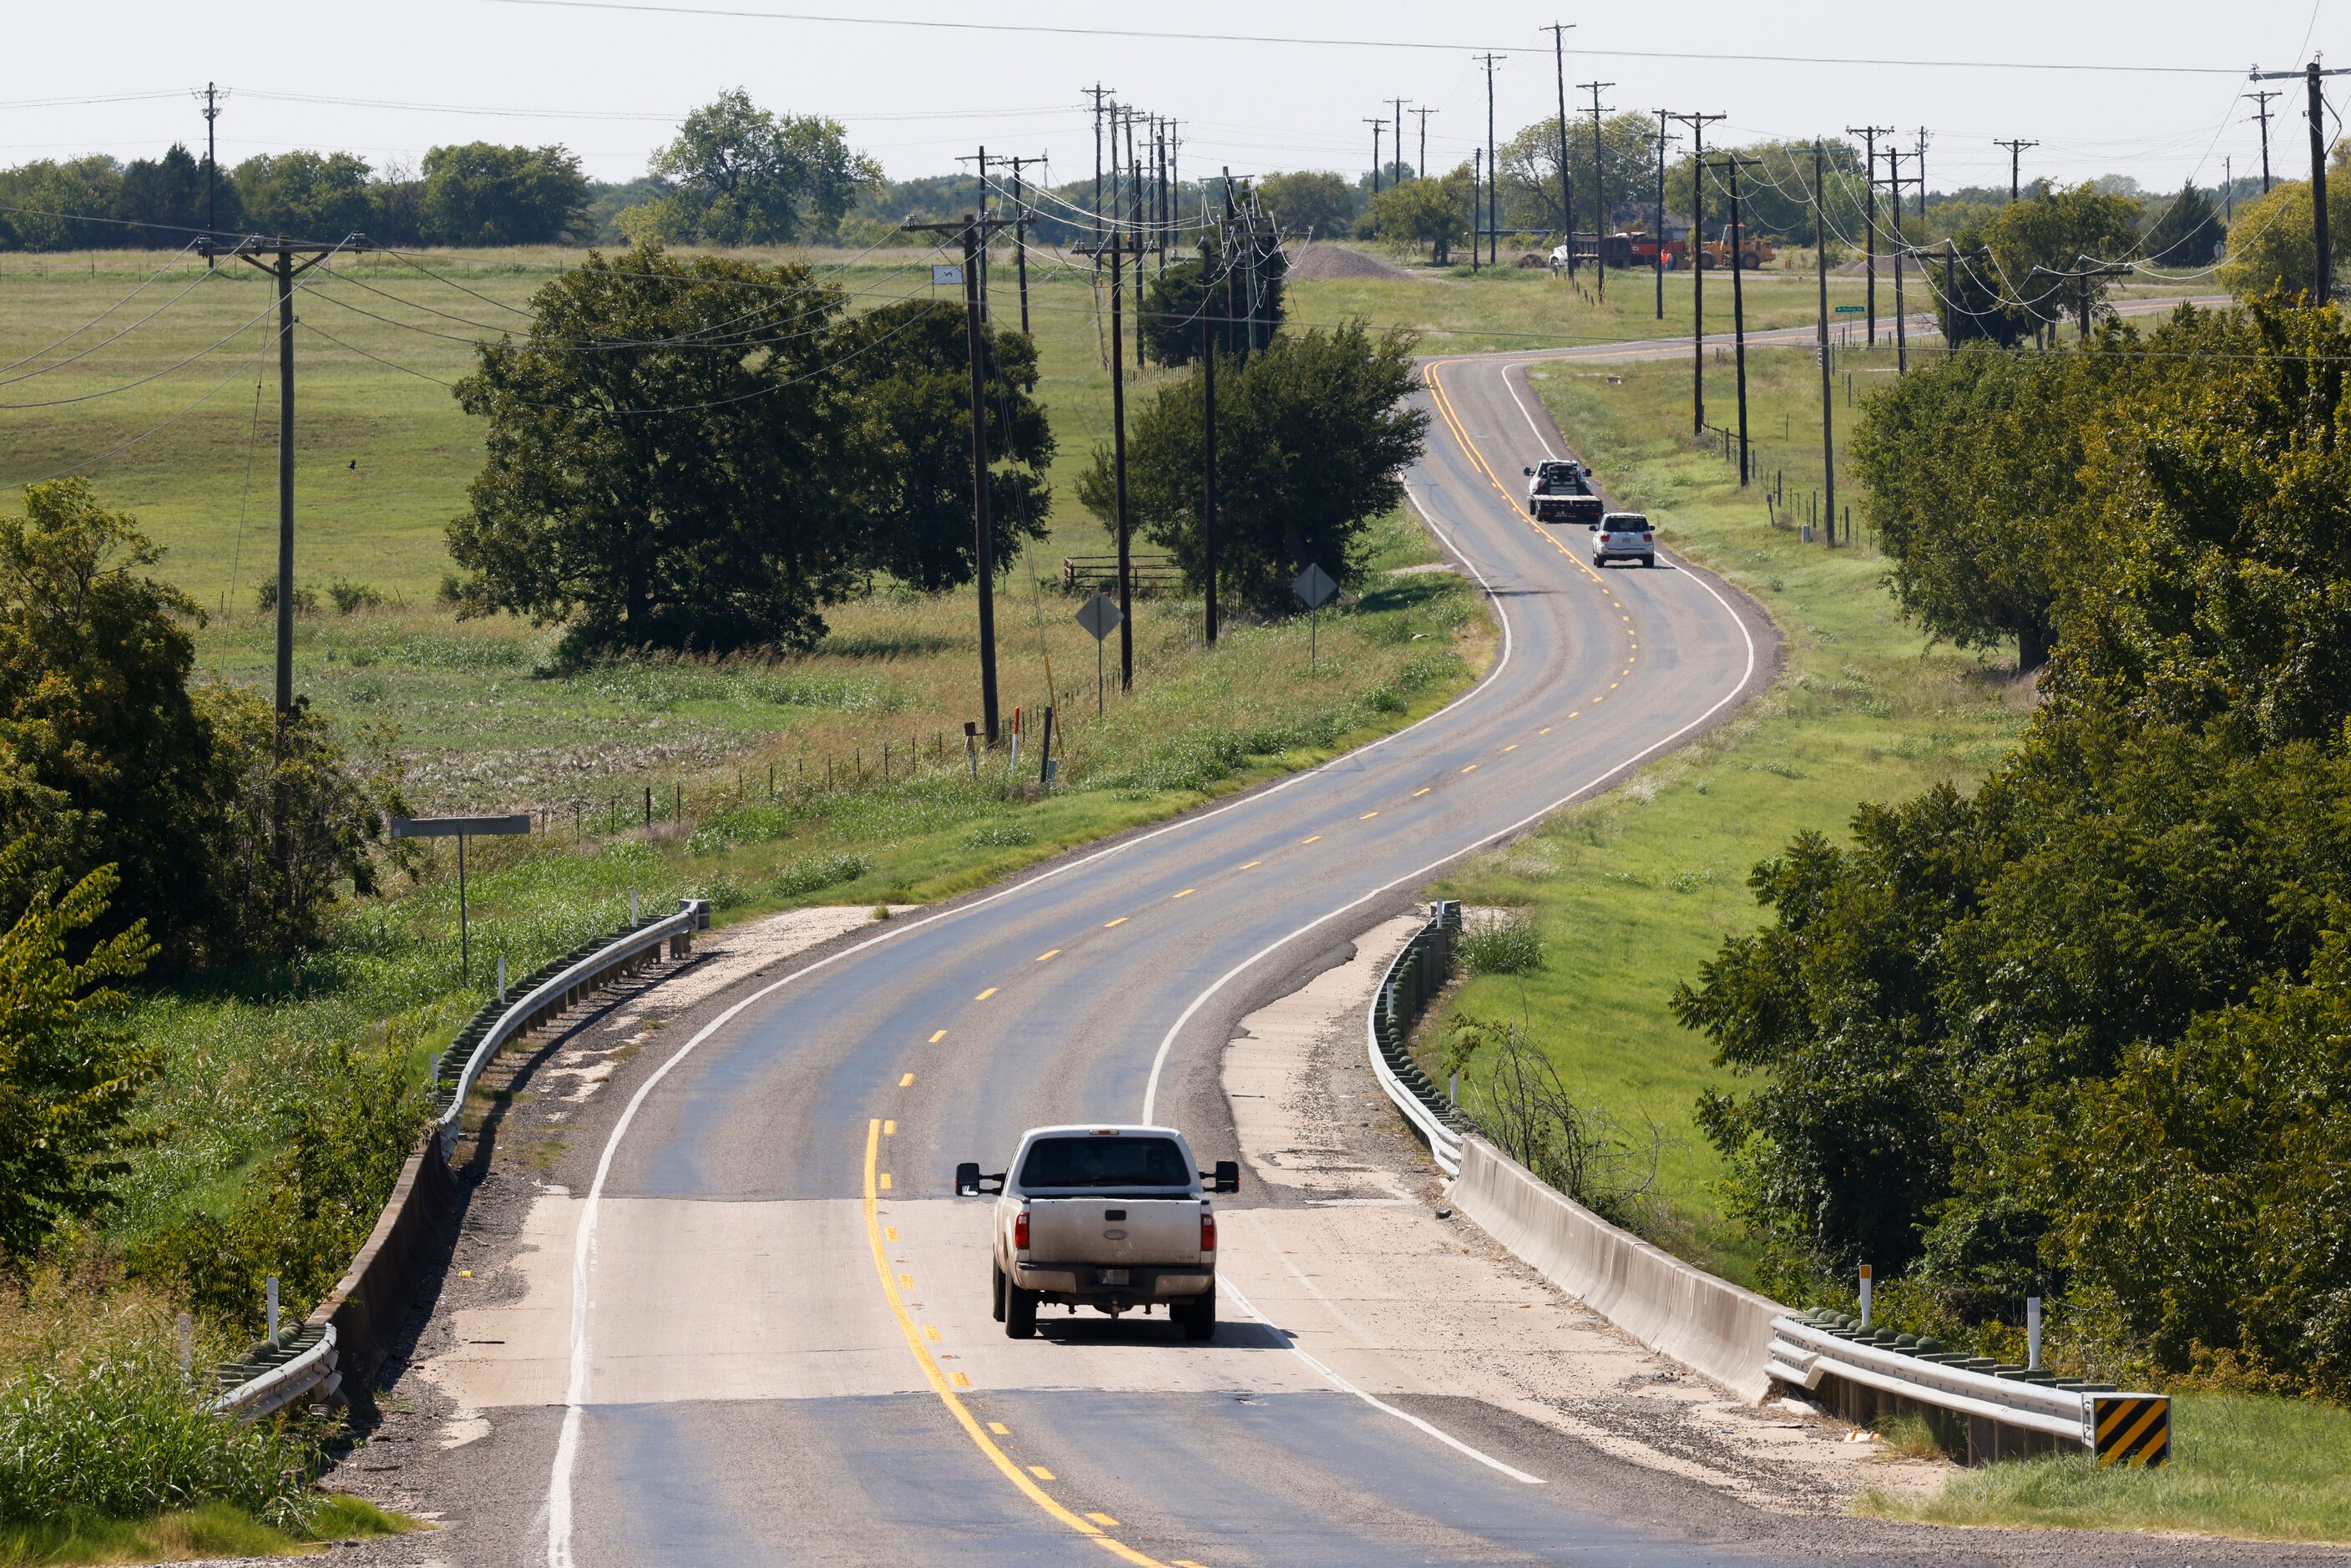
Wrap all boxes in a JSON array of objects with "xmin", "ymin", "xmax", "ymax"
[{"xmin": 1696, "ymin": 233, "xmax": 1773, "ymax": 270}]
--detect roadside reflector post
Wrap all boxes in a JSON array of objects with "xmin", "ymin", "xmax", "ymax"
[
  {"xmin": 2027, "ymin": 1296, "xmax": 2042, "ymax": 1371},
  {"xmin": 964, "ymin": 721, "xmax": 980, "ymax": 778},
  {"xmin": 1038, "ymin": 706, "xmax": 1056, "ymax": 787},
  {"xmin": 1858, "ymin": 1263, "xmax": 1873, "ymax": 1328},
  {"xmin": 266, "ymin": 1275, "xmax": 280, "ymax": 1345},
  {"xmin": 176, "ymin": 1312, "xmax": 193, "ymax": 1372},
  {"xmin": 630, "ymin": 889, "xmax": 640, "ymax": 923},
  {"xmin": 498, "ymin": 953, "xmax": 507, "ymax": 1004}
]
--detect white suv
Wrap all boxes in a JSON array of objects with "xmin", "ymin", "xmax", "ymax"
[{"xmin": 1593, "ymin": 513, "xmax": 1656, "ymax": 569}]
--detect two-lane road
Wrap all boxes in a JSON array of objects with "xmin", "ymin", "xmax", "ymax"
[{"xmin": 433, "ymin": 348, "xmax": 1778, "ymax": 1566}]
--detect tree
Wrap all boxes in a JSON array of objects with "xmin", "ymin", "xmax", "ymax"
[
  {"xmin": 2145, "ymin": 182, "xmax": 2223, "ymax": 267},
  {"xmin": 421, "ymin": 143, "xmax": 590, "ymax": 246},
  {"xmin": 1979, "ymin": 183, "xmax": 2145, "ymax": 336},
  {"xmin": 1256, "ymin": 170, "xmax": 1358, "ymax": 240},
  {"xmin": 1849, "ymin": 344, "xmax": 2120, "ymax": 669},
  {"xmin": 0, "ymin": 841, "xmax": 156, "ymax": 1266},
  {"xmin": 233, "ymin": 150, "xmax": 374, "ymax": 240},
  {"xmin": 1498, "ymin": 113, "xmax": 1661, "ymax": 238},
  {"xmin": 0, "ymin": 481, "xmax": 387, "ymax": 967},
  {"xmin": 0, "ymin": 158, "xmax": 127, "ymax": 250},
  {"xmin": 1141, "ymin": 237, "xmax": 1289, "ymax": 367},
  {"xmin": 116, "ymin": 144, "xmax": 205, "ymax": 238},
  {"xmin": 827, "ymin": 300, "xmax": 1052, "ymax": 591},
  {"xmin": 620, "ymin": 91, "xmax": 878, "ymax": 246},
  {"xmin": 447, "ymin": 245, "xmax": 864, "ymax": 654},
  {"xmin": 1077, "ymin": 321, "xmax": 1427, "ymax": 614},
  {"xmin": 1366, "ymin": 167, "xmax": 1474, "ymax": 264},
  {"xmin": 2217, "ymin": 147, "xmax": 2351, "ymax": 300}
]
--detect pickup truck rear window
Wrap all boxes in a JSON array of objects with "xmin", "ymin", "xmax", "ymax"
[{"xmin": 1019, "ymin": 1136, "xmax": 1191, "ymax": 1189}]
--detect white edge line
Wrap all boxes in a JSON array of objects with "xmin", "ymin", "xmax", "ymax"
[
  {"xmin": 1217, "ymin": 1271, "xmax": 1545, "ymax": 1486},
  {"xmin": 1131, "ymin": 352, "xmax": 1759, "ymax": 1480},
  {"xmin": 1500, "ymin": 363, "xmax": 1560, "ymax": 461},
  {"xmin": 543, "ymin": 415, "xmax": 1529, "ymax": 1566}
]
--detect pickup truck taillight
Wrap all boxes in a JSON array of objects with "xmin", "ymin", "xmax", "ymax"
[
  {"xmin": 1200, "ymin": 1212, "xmax": 1216, "ymax": 1253},
  {"xmin": 1013, "ymin": 1209, "xmax": 1030, "ymax": 1251}
]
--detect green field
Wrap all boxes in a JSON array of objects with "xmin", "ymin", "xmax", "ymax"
[{"xmin": 1426, "ymin": 337, "xmax": 2032, "ymax": 1283}]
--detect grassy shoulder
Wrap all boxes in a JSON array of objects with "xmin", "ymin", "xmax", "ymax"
[
  {"xmin": 1859, "ymin": 1392, "xmax": 2351, "ymax": 1545},
  {"xmin": 1424, "ymin": 341, "xmax": 2030, "ymax": 1285},
  {"xmin": 0, "ymin": 1495, "xmax": 412, "ymax": 1566}
]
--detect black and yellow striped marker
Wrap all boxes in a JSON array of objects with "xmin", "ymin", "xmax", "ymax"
[{"xmin": 2091, "ymin": 1394, "xmax": 2171, "ymax": 1467}]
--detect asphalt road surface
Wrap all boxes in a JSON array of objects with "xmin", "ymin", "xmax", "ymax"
[{"xmin": 390, "ymin": 319, "xmax": 2302, "ymax": 1568}]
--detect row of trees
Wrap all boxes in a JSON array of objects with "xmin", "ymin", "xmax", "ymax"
[
  {"xmin": 1686, "ymin": 302, "xmax": 2351, "ymax": 1395},
  {"xmin": 0, "ymin": 143, "xmax": 594, "ymax": 250}
]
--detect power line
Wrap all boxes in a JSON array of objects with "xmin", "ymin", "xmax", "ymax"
[{"xmin": 476, "ymin": 0, "xmax": 2245, "ymax": 74}]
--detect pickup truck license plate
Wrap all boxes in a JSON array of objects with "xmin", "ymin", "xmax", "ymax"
[{"xmin": 1099, "ymin": 1268, "xmax": 1130, "ymax": 1286}]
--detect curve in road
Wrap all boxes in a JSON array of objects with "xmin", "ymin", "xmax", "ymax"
[{"xmin": 461, "ymin": 346, "xmax": 1777, "ymax": 1567}]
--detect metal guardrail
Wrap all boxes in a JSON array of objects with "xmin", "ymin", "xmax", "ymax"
[
  {"xmin": 214, "ymin": 1325, "xmax": 338, "ymax": 1420},
  {"xmin": 433, "ymin": 897, "xmax": 710, "ymax": 1155},
  {"xmin": 1366, "ymin": 901, "xmax": 1473, "ymax": 1176},
  {"xmin": 1769, "ymin": 1310, "xmax": 2171, "ymax": 1465}
]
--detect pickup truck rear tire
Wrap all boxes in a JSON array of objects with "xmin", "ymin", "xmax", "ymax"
[
  {"xmin": 992, "ymin": 1262, "xmax": 1007, "ymax": 1323},
  {"xmin": 1004, "ymin": 1280, "xmax": 1039, "ymax": 1338},
  {"xmin": 1176, "ymin": 1287, "xmax": 1217, "ymax": 1342}
]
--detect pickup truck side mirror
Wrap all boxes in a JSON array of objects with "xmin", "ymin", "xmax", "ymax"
[
  {"xmin": 954, "ymin": 1161, "xmax": 1004, "ymax": 1196},
  {"xmin": 1521, "ymin": 466, "xmax": 1534, "ymax": 476},
  {"xmin": 1587, "ymin": 520, "xmax": 1600, "ymax": 530},
  {"xmin": 1207, "ymin": 1161, "xmax": 1241, "ymax": 1194}
]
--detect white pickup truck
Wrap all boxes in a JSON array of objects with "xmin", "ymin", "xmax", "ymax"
[{"xmin": 957, "ymin": 1125, "xmax": 1239, "ymax": 1341}]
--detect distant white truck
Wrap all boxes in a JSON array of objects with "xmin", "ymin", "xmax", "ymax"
[{"xmin": 958, "ymin": 1125, "xmax": 1239, "ymax": 1341}]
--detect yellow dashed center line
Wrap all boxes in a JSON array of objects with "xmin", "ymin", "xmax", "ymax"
[
  {"xmin": 879, "ymin": 1174, "xmax": 893, "ymax": 1191},
  {"xmin": 1239, "ymin": 860, "xmax": 1262, "ymax": 869},
  {"xmin": 1461, "ymin": 764, "xmax": 1479, "ymax": 773},
  {"xmin": 1360, "ymin": 810, "xmax": 1379, "ymax": 820},
  {"xmin": 929, "ymin": 1029, "xmax": 947, "ymax": 1043},
  {"xmin": 858, "ymin": 1120, "xmax": 1168, "ymax": 1567},
  {"xmin": 1035, "ymin": 949, "xmax": 1060, "ymax": 963},
  {"xmin": 1503, "ymin": 744, "xmax": 1518, "ymax": 752},
  {"xmin": 1412, "ymin": 787, "xmax": 1432, "ymax": 797},
  {"xmin": 885, "ymin": 1227, "xmax": 897, "ymax": 1242},
  {"xmin": 1088, "ymin": 1514, "xmax": 1122, "ymax": 1528},
  {"xmin": 1173, "ymin": 888, "xmax": 1196, "ymax": 898},
  {"xmin": 1105, "ymin": 916, "xmax": 1129, "ymax": 928},
  {"xmin": 1302, "ymin": 834, "xmax": 1322, "ymax": 844},
  {"xmin": 925, "ymin": 1325, "xmax": 942, "ymax": 1342},
  {"xmin": 883, "ymin": 1120, "xmax": 896, "ymax": 1136},
  {"xmin": 975, "ymin": 987, "xmax": 998, "ymax": 1001},
  {"xmin": 988, "ymin": 1422, "xmax": 1010, "ymax": 1436},
  {"xmin": 898, "ymin": 1073, "xmax": 915, "ymax": 1087},
  {"xmin": 1539, "ymin": 726, "xmax": 1553, "ymax": 734}
]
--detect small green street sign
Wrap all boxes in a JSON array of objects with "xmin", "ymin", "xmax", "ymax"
[{"xmin": 1833, "ymin": 304, "xmax": 1865, "ymax": 313}]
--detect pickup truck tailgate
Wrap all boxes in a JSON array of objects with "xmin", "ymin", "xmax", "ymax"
[{"xmin": 1027, "ymin": 1197, "xmax": 1201, "ymax": 1264}]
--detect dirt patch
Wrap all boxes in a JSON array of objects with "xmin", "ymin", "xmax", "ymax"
[{"xmin": 1285, "ymin": 242, "xmax": 1421, "ymax": 281}]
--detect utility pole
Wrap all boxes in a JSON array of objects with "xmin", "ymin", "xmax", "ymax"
[
  {"xmin": 1709, "ymin": 154, "xmax": 1762, "ymax": 484},
  {"xmin": 1652, "ymin": 112, "xmax": 1673, "ymax": 321},
  {"xmin": 1811, "ymin": 144, "xmax": 1837, "ymax": 547},
  {"xmin": 2225, "ymin": 155, "xmax": 2235, "ymax": 221},
  {"xmin": 1086, "ymin": 84, "xmax": 1115, "ymax": 371},
  {"xmin": 1004, "ymin": 154, "xmax": 1047, "ymax": 334},
  {"xmin": 1884, "ymin": 145, "xmax": 1921, "ymax": 372},
  {"xmin": 204, "ymin": 235, "xmax": 372, "ymax": 716},
  {"xmin": 198, "ymin": 82, "xmax": 225, "ymax": 266},
  {"xmin": 1994, "ymin": 138, "xmax": 2037, "ymax": 203},
  {"xmin": 1390, "ymin": 97, "xmax": 1410, "ymax": 183},
  {"xmin": 1155, "ymin": 117, "xmax": 1168, "ymax": 277},
  {"xmin": 1670, "ymin": 113, "xmax": 1725, "ymax": 435},
  {"xmin": 1221, "ymin": 169, "xmax": 1248, "ymax": 365},
  {"xmin": 1478, "ymin": 53, "xmax": 1504, "ymax": 267},
  {"xmin": 956, "ymin": 148, "xmax": 993, "ymax": 322},
  {"xmin": 1107, "ymin": 227, "xmax": 1138, "ymax": 688},
  {"xmin": 1412, "ymin": 107, "xmax": 1438, "ymax": 187},
  {"xmin": 2247, "ymin": 89, "xmax": 2280, "ymax": 192},
  {"xmin": 1914, "ymin": 127, "xmax": 1931, "ymax": 220},
  {"xmin": 1200, "ymin": 235, "xmax": 1221, "ymax": 650},
  {"xmin": 1125, "ymin": 108, "xmax": 1145, "ymax": 367},
  {"xmin": 1471, "ymin": 148, "xmax": 1483, "ymax": 272},
  {"xmin": 1848, "ymin": 125, "xmax": 1889, "ymax": 344},
  {"xmin": 902, "ymin": 215, "xmax": 1019, "ymax": 740},
  {"xmin": 2253, "ymin": 61, "xmax": 2350, "ymax": 301},
  {"xmin": 2034, "ymin": 255, "xmax": 2136, "ymax": 341},
  {"xmin": 1367, "ymin": 119, "xmax": 1387, "ymax": 195},
  {"xmin": 1581, "ymin": 81, "xmax": 1615, "ymax": 298},
  {"xmin": 1545, "ymin": 24, "xmax": 1578, "ymax": 278}
]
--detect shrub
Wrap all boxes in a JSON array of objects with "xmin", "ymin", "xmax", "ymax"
[
  {"xmin": 774, "ymin": 852, "xmax": 869, "ymax": 898},
  {"xmin": 1459, "ymin": 911, "xmax": 1543, "ymax": 975},
  {"xmin": 963, "ymin": 822, "xmax": 1032, "ymax": 849},
  {"xmin": 327, "ymin": 579, "xmax": 383, "ymax": 615},
  {"xmin": 252, "ymin": 580, "xmax": 318, "ymax": 615},
  {"xmin": 0, "ymin": 1335, "xmax": 312, "ymax": 1530}
]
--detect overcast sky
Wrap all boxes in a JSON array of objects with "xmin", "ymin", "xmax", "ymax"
[{"xmin": 8, "ymin": 1, "xmax": 2334, "ymax": 197}]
